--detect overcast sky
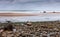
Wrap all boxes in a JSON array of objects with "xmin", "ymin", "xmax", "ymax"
[{"xmin": 0, "ymin": 0, "xmax": 60, "ymax": 11}]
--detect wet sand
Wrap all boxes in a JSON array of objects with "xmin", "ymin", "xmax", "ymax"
[
  {"xmin": 0, "ymin": 12, "xmax": 60, "ymax": 16},
  {"xmin": 0, "ymin": 13, "xmax": 38, "ymax": 16}
]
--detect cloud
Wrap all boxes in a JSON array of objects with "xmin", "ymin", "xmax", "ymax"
[
  {"xmin": 0, "ymin": 0, "xmax": 60, "ymax": 11},
  {"xmin": 0, "ymin": 0, "xmax": 60, "ymax": 4}
]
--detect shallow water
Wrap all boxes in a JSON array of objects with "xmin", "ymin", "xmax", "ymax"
[{"xmin": 0, "ymin": 15, "xmax": 60, "ymax": 23}]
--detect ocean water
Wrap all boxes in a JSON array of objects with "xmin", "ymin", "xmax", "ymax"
[{"xmin": 0, "ymin": 15, "xmax": 60, "ymax": 23}]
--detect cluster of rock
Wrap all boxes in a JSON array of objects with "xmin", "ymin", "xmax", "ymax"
[{"xmin": 0, "ymin": 21, "xmax": 60, "ymax": 37}]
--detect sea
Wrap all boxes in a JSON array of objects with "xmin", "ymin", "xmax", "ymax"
[{"xmin": 0, "ymin": 15, "xmax": 60, "ymax": 23}]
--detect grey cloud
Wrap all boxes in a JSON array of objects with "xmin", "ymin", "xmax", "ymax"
[
  {"xmin": 0, "ymin": 0, "xmax": 60, "ymax": 4},
  {"xmin": 0, "ymin": 0, "xmax": 14, "ymax": 2},
  {"xmin": 0, "ymin": 0, "xmax": 60, "ymax": 11}
]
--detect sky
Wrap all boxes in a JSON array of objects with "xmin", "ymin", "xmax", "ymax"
[{"xmin": 0, "ymin": 0, "xmax": 60, "ymax": 11}]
